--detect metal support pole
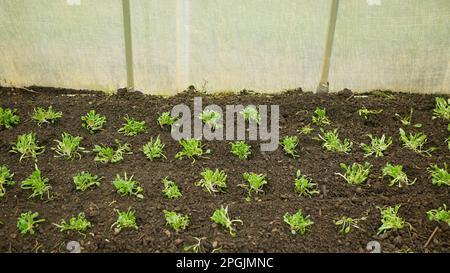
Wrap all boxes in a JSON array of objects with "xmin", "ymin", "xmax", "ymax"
[
  {"xmin": 317, "ymin": 0, "xmax": 339, "ymax": 93},
  {"xmin": 122, "ymin": 0, "xmax": 134, "ymax": 91}
]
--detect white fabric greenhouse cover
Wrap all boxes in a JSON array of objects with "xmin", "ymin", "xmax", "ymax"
[{"xmin": 0, "ymin": 0, "xmax": 449, "ymax": 95}]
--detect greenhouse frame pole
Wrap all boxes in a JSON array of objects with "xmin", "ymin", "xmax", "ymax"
[
  {"xmin": 317, "ymin": 0, "xmax": 339, "ymax": 93},
  {"xmin": 122, "ymin": 0, "xmax": 134, "ymax": 91}
]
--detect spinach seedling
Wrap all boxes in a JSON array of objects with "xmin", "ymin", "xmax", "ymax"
[
  {"xmin": 113, "ymin": 173, "xmax": 144, "ymax": 199},
  {"xmin": 111, "ymin": 208, "xmax": 138, "ymax": 232},
  {"xmin": 158, "ymin": 111, "xmax": 177, "ymax": 128},
  {"xmin": 183, "ymin": 237, "xmax": 206, "ymax": 253},
  {"xmin": 162, "ymin": 177, "xmax": 182, "ymax": 199},
  {"xmin": 334, "ymin": 216, "xmax": 367, "ymax": 235},
  {"xmin": 281, "ymin": 136, "xmax": 299, "ymax": 158},
  {"xmin": 283, "ymin": 209, "xmax": 313, "ymax": 235},
  {"xmin": 336, "ymin": 162, "xmax": 372, "ymax": 185},
  {"xmin": 240, "ymin": 172, "xmax": 267, "ymax": 201},
  {"xmin": 163, "ymin": 210, "xmax": 190, "ymax": 232},
  {"xmin": 10, "ymin": 132, "xmax": 45, "ymax": 161},
  {"xmin": 230, "ymin": 141, "xmax": 251, "ymax": 160},
  {"xmin": 399, "ymin": 128, "xmax": 435, "ymax": 155},
  {"xmin": 118, "ymin": 115, "xmax": 146, "ymax": 136},
  {"xmin": 175, "ymin": 138, "xmax": 210, "ymax": 163},
  {"xmin": 294, "ymin": 170, "xmax": 319, "ymax": 198},
  {"xmin": 142, "ymin": 136, "xmax": 166, "ymax": 161},
  {"xmin": 395, "ymin": 108, "xmax": 422, "ymax": 128},
  {"xmin": 32, "ymin": 106, "xmax": 62, "ymax": 126},
  {"xmin": 199, "ymin": 110, "xmax": 221, "ymax": 129},
  {"xmin": 73, "ymin": 171, "xmax": 102, "ymax": 191},
  {"xmin": 298, "ymin": 124, "xmax": 314, "ymax": 135},
  {"xmin": 358, "ymin": 107, "xmax": 383, "ymax": 119},
  {"xmin": 316, "ymin": 128, "xmax": 352, "ymax": 153},
  {"xmin": 196, "ymin": 169, "xmax": 227, "ymax": 194},
  {"xmin": 17, "ymin": 211, "xmax": 45, "ymax": 235},
  {"xmin": 382, "ymin": 163, "xmax": 416, "ymax": 187},
  {"xmin": 93, "ymin": 140, "xmax": 132, "ymax": 163},
  {"xmin": 54, "ymin": 212, "xmax": 91, "ymax": 234},
  {"xmin": 210, "ymin": 206, "xmax": 242, "ymax": 237},
  {"xmin": 21, "ymin": 165, "xmax": 52, "ymax": 199},
  {"xmin": 428, "ymin": 163, "xmax": 450, "ymax": 187},
  {"xmin": 377, "ymin": 205, "xmax": 412, "ymax": 234},
  {"xmin": 433, "ymin": 97, "xmax": 450, "ymax": 120},
  {"xmin": 0, "ymin": 107, "xmax": 20, "ymax": 129},
  {"xmin": 0, "ymin": 165, "xmax": 15, "ymax": 198},
  {"xmin": 312, "ymin": 107, "xmax": 331, "ymax": 126},
  {"xmin": 81, "ymin": 110, "xmax": 106, "ymax": 134},
  {"xmin": 52, "ymin": 132, "xmax": 86, "ymax": 160},
  {"xmin": 427, "ymin": 204, "xmax": 450, "ymax": 226},
  {"xmin": 241, "ymin": 105, "xmax": 261, "ymax": 124},
  {"xmin": 360, "ymin": 134, "xmax": 392, "ymax": 157}
]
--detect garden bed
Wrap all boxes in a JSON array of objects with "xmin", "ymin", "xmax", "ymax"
[{"xmin": 0, "ymin": 86, "xmax": 449, "ymax": 253}]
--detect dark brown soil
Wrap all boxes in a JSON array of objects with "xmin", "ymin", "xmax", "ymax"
[{"xmin": 0, "ymin": 86, "xmax": 449, "ymax": 253}]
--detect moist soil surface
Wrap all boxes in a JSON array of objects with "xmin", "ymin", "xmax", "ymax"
[{"xmin": 0, "ymin": 86, "xmax": 449, "ymax": 253}]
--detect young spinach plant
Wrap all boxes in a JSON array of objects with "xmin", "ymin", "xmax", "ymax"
[
  {"xmin": 433, "ymin": 97, "xmax": 450, "ymax": 120},
  {"xmin": 428, "ymin": 163, "xmax": 450, "ymax": 187},
  {"xmin": 118, "ymin": 115, "xmax": 146, "ymax": 136},
  {"xmin": 210, "ymin": 206, "xmax": 242, "ymax": 237},
  {"xmin": 0, "ymin": 165, "xmax": 15, "ymax": 198},
  {"xmin": 281, "ymin": 136, "xmax": 299, "ymax": 158},
  {"xmin": 334, "ymin": 215, "xmax": 367, "ymax": 235},
  {"xmin": 17, "ymin": 211, "xmax": 45, "ymax": 235},
  {"xmin": 158, "ymin": 111, "xmax": 177, "ymax": 129},
  {"xmin": 399, "ymin": 128, "xmax": 435, "ymax": 155},
  {"xmin": 358, "ymin": 107, "xmax": 382, "ymax": 119},
  {"xmin": 377, "ymin": 205, "xmax": 412, "ymax": 234},
  {"xmin": 427, "ymin": 204, "xmax": 450, "ymax": 226},
  {"xmin": 21, "ymin": 165, "xmax": 52, "ymax": 199},
  {"xmin": 163, "ymin": 210, "xmax": 190, "ymax": 232},
  {"xmin": 32, "ymin": 106, "xmax": 62, "ymax": 126},
  {"xmin": 336, "ymin": 162, "xmax": 372, "ymax": 185},
  {"xmin": 81, "ymin": 110, "xmax": 106, "ymax": 134},
  {"xmin": 111, "ymin": 208, "xmax": 138, "ymax": 232},
  {"xmin": 52, "ymin": 132, "xmax": 86, "ymax": 160},
  {"xmin": 360, "ymin": 134, "xmax": 392, "ymax": 157},
  {"xmin": 196, "ymin": 169, "xmax": 227, "ymax": 194},
  {"xmin": 230, "ymin": 141, "xmax": 251, "ymax": 160},
  {"xmin": 93, "ymin": 140, "xmax": 132, "ymax": 163},
  {"xmin": 294, "ymin": 170, "xmax": 319, "ymax": 198},
  {"xmin": 199, "ymin": 110, "xmax": 221, "ymax": 129},
  {"xmin": 0, "ymin": 107, "xmax": 20, "ymax": 129},
  {"xmin": 316, "ymin": 128, "xmax": 352, "ymax": 153},
  {"xmin": 241, "ymin": 106, "xmax": 261, "ymax": 124},
  {"xmin": 10, "ymin": 132, "xmax": 45, "ymax": 161},
  {"xmin": 312, "ymin": 107, "xmax": 331, "ymax": 126},
  {"xmin": 382, "ymin": 163, "xmax": 416, "ymax": 187},
  {"xmin": 142, "ymin": 136, "xmax": 166, "ymax": 161},
  {"xmin": 162, "ymin": 177, "xmax": 182, "ymax": 199},
  {"xmin": 73, "ymin": 171, "xmax": 102, "ymax": 191},
  {"xmin": 283, "ymin": 209, "xmax": 314, "ymax": 235},
  {"xmin": 54, "ymin": 212, "xmax": 91, "ymax": 234},
  {"xmin": 113, "ymin": 173, "xmax": 144, "ymax": 199},
  {"xmin": 175, "ymin": 138, "xmax": 210, "ymax": 163},
  {"xmin": 240, "ymin": 172, "xmax": 267, "ymax": 201}
]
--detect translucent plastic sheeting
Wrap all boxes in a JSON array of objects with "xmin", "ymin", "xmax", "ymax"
[
  {"xmin": 329, "ymin": 0, "xmax": 450, "ymax": 94},
  {"xmin": 0, "ymin": 0, "xmax": 126, "ymax": 92},
  {"xmin": 0, "ymin": 0, "xmax": 449, "ymax": 94}
]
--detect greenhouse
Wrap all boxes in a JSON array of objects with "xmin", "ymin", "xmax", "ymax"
[{"xmin": 0, "ymin": 0, "xmax": 449, "ymax": 257}]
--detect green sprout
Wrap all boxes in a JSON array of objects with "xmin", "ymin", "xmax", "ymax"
[
  {"xmin": 118, "ymin": 115, "xmax": 146, "ymax": 136},
  {"xmin": 52, "ymin": 132, "xmax": 86, "ymax": 160},
  {"xmin": 428, "ymin": 163, "xmax": 450, "ymax": 187},
  {"xmin": 199, "ymin": 110, "xmax": 221, "ymax": 129},
  {"xmin": 312, "ymin": 107, "xmax": 331, "ymax": 126},
  {"xmin": 395, "ymin": 108, "xmax": 422, "ymax": 128},
  {"xmin": 281, "ymin": 136, "xmax": 299, "ymax": 158},
  {"xmin": 427, "ymin": 204, "xmax": 450, "ymax": 226},
  {"xmin": 17, "ymin": 211, "xmax": 45, "ymax": 235},
  {"xmin": 113, "ymin": 173, "xmax": 144, "ymax": 199},
  {"xmin": 210, "ymin": 206, "xmax": 243, "ymax": 236},
  {"xmin": 53, "ymin": 213, "xmax": 91, "ymax": 234},
  {"xmin": 0, "ymin": 165, "xmax": 15, "ymax": 198},
  {"xmin": 336, "ymin": 162, "xmax": 372, "ymax": 185},
  {"xmin": 230, "ymin": 141, "xmax": 251, "ymax": 160},
  {"xmin": 92, "ymin": 140, "xmax": 132, "ymax": 163},
  {"xmin": 183, "ymin": 237, "xmax": 206, "ymax": 253},
  {"xmin": 73, "ymin": 171, "xmax": 102, "ymax": 191},
  {"xmin": 175, "ymin": 138, "xmax": 210, "ymax": 163},
  {"xmin": 81, "ymin": 110, "xmax": 106, "ymax": 134},
  {"xmin": 358, "ymin": 107, "xmax": 383, "ymax": 119},
  {"xmin": 298, "ymin": 124, "xmax": 314, "ymax": 135},
  {"xmin": 111, "ymin": 208, "xmax": 138, "ymax": 232},
  {"xmin": 0, "ymin": 107, "xmax": 20, "ymax": 129},
  {"xmin": 433, "ymin": 97, "xmax": 450, "ymax": 120},
  {"xmin": 377, "ymin": 205, "xmax": 412, "ymax": 234},
  {"xmin": 316, "ymin": 128, "xmax": 352, "ymax": 153},
  {"xmin": 283, "ymin": 209, "xmax": 314, "ymax": 235},
  {"xmin": 382, "ymin": 163, "xmax": 416, "ymax": 187},
  {"xmin": 142, "ymin": 136, "xmax": 166, "ymax": 161},
  {"xmin": 241, "ymin": 105, "xmax": 261, "ymax": 124},
  {"xmin": 162, "ymin": 177, "xmax": 182, "ymax": 199},
  {"xmin": 163, "ymin": 210, "xmax": 190, "ymax": 232},
  {"xmin": 360, "ymin": 134, "xmax": 392, "ymax": 157},
  {"xmin": 32, "ymin": 106, "xmax": 62, "ymax": 126},
  {"xmin": 399, "ymin": 128, "xmax": 435, "ymax": 155},
  {"xmin": 240, "ymin": 172, "xmax": 267, "ymax": 201},
  {"xmin": 21, "ymin": 165, "xmax": 51, "ymax": 199},
  {"xmin": 334, "ymin": 215, "xmax": 367, "ymax": 235},
  {"xmin": 10, "ymin": 132, "xmax": 45, "ymax": 161},
  {"xmin": 158, "ymin": 111, "xmax": 178, "ymax": 128},
  {"xmin": 294, "ymin": 170, "xmax": 319, "ymax": 198},
  {"xmin": 196, "ymin": 168, "xmax": 227, "ymax": 194}
]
